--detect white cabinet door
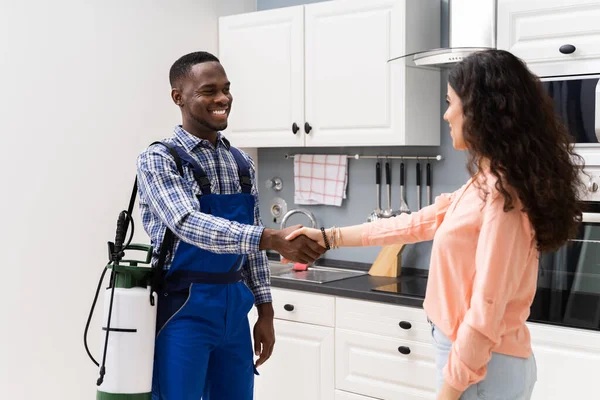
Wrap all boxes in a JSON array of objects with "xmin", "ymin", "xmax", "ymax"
[
  {"xmin": 497, "ymin": 0, "xmax": 600, "ymax": 77},
  {"xmin": 304, "ymin": 0, "xmax": 439, "ymax": 147},
  {"xmin": 335, "ymin": 389, "xmax": 379, "ymax": 400},
  {"xmin": 336, "ymin": 329, "xmax": 436, "ymax": 400},
  {"xmin": 218, "ymin": 6, "xmax": 305, "ymax": 148},
  {"xmin": 255, "ymin": 318, "xmax": 335, "ymax": 400},
  {"xmin": 528, "ymin": 322, "xmax": 600, "ymax": 400}
]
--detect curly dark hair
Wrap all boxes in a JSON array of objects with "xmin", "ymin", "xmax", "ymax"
[{"xmin": 448, "ymin": 49, "xmax": 583, "ymax": 252}]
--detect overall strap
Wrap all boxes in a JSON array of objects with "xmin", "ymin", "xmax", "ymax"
[
  {"xmin": 170, "ymin": 146, "xmax": 212, "ymax": 196},
  {"xmin": 229, "ymin": 146, "xmax": 252, "ymax": 194},
  {"xmin": 146, "ymin": 141, "xmax": 196, "ymax": 300}
]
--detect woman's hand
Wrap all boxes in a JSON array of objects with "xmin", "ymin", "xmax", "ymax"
[
  {"xmin": 285, "ymin": 227, "xmax": 324, "ymax": 247},
  {"xmin": 437, "ymin": 381, "xmax": 462, "ymax": 400}
]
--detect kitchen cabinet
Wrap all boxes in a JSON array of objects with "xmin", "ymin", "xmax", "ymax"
[
  {"xmin": 335, "ymin": 390, "xmax": 379, "ymax": 400},
  {"xmin": 251, "ymin": 288, "xmax": 335, "ymax": 400},
  {"xmin": 335, "ymin": 298, "xmax": 436, "ymax": 400},
  {"xmin": 250, "ymin": 287, "xmax": 600, "ymax": 400},
  {"xmin": 497, "ymin": 0, "xmax": 600, "ymax": 77},
  {"xmin": 527, "ymin": 322, "xmax": 600, "ymax": 400},
  {"xmin": 254, "ymin": 318, "xmax": 335, "ymax": 400},
  {"xmin": 219, "ymin": 0, "xmax": 441, "ymax": 148}
]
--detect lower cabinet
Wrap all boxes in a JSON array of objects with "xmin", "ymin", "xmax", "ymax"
[
  {"xmin": 335, "ymin": 389, "xmax": 380, "ymax": 400},
  {"xmin": 335, "ymin": 329, "xmax": 436, "ymax": 400},
  {"xmin": 253, "ymin": 289, "xmax": 335, "ymax": 400},
  {"xmin": 252, "ymin": 287, "xmax": 600, "ymax": 400},
  {"xmin": 528, "ymin": 322, "xmax": 600, "ymax": 400}
]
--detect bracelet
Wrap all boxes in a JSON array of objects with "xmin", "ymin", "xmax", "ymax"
[
  {"xmin": 320, "ymin": 227, "xmax": 331, "ymax": 250},
  {"xmin": 330, "ymin": 226, "xmax": 337, "ymax": 249}
]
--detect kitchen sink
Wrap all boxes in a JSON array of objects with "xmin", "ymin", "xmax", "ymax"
[{"xmin": 269, "ymin": 261, "xmax": 367, "ymax": 284}]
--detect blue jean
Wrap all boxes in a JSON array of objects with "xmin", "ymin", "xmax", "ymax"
[{"xmin": 431, "ymin": 323, "xmax": 537, "ymax": 400}]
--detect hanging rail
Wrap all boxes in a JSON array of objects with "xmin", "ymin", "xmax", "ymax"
[{"xmin": 284, "ymin": 154, "xmax": 443, "ymax": 161}]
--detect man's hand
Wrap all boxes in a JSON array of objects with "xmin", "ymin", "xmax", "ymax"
[
  {"xmin": 259, "ymin": 224, "xmax": 326, "ymax": 264},
  {"xmin": 254, "ymin": 303, "xmax": 275, "ymax": 368}
]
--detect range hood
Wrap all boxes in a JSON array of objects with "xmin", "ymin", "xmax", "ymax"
[{"xmin": 411, "ymin": 0, "xmax": 497, "ymax": 68}]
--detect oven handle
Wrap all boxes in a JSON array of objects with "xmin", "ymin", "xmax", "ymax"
[
  {"xmin": 582, "ymin": 212, "xmax": 600, "ymax": 223},
  {"xmin": 596, "ymin": 79, "xmax": 600, "ymax": 142}
]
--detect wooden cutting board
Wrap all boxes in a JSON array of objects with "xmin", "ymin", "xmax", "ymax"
[{"xmin": 368, "ymin": 244, "xmax": 405, "ymax": 277}]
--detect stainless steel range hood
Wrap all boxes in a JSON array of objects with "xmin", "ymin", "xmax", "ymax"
[{"xmin": 411, "ymin": 0, "xmax": 497, "ymax": 68}]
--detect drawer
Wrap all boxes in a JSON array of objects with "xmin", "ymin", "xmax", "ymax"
[
  {"xmin": 336, "ymin": 329, "xmax": 436, "ymax": 400},
  {"xmin": 271, "ymin": 288, "xmax": 335, "ymax": 327},
  {"xmin": 336, "ymin": 298, "xmax": 432, "ymax": 344},
  {"xmin": 498, "ymin": 0, "xmax": 600, "ymax": 76}
]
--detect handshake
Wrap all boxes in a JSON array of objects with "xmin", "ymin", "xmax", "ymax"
[{"xmin": 259, "ymin": 224, "xmax": 328, "ymax": 264}]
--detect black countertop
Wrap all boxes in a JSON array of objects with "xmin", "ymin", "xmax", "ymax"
[{"xmin": 267, "ymin": 255, "xmax": 428, "ymax": 308}]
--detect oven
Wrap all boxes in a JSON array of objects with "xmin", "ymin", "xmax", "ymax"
[{"xmin": 530, "ymin": 200, "xmax": 600, "ymax": 331}]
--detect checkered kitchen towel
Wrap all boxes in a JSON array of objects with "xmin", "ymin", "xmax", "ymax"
[{"xmin": 293, "ymin": 154, "xmax": 348, "ymax": 206}]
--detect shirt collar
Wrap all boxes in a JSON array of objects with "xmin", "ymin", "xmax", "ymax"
[{"xmin": 173, "ymin": 125, "xmax": 231, "ymax": 152}]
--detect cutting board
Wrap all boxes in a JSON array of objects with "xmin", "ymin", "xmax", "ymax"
[{"xmin": 368, "ymin": 244, "xmax": 405, "ymax": 277}]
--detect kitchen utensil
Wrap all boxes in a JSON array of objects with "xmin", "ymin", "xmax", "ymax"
[
  {"xmin": 426, "ymin": 162, "xmax": 432, "ymax": 206},
  {"xmin": 399, "ymin": 161, "xmax": 410, "ymax": 214},
  {"xmin": 416, "ymin": 161, "xmax": 421, "ymax": 210},
  {"xmin": 367, "ymin": 161, "xmax": 382, "ymax": 222},
  {"xmin": 382, "ymin": 161, "xmax": 395, "ymax": 218}
]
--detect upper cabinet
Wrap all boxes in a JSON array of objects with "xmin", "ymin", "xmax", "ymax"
[
  {"xmin": 497, "ymin": 0, "xmax": 600, "ymax": 77},
  {"xmin": 218, "ymin": 6, "xmax": 305, "ymax": 148},
  {"xmin": 218, "ymin": 0, "xmax": 441, "ymax": 148}
]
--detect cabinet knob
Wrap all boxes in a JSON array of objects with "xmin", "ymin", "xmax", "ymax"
[
  {"xmin": 284, "ymin": 304, "xmax": 295, "ymax": 312},
  {"xmin": 588, "ymin": 180, "xmax": 598, "ymax": 193},
  {"xmin": 398, "ymin": 346, "xmax": 411, "ymax": 355},
  {"xmin": 292, "ymin": 122, "xmax": 299, "ymax": 134},
  {"xmin": 559, "ymin": 44, "xmax": 576, "ymax": 54},
  {"xmin": 399, "ymin": 321, "xmax": 412, "ymax": 330},
  {"xmin": 304, "ymin": 122, "xmax": 312, "ymax": 134}
]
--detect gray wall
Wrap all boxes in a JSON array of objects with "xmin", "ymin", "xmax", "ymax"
[{"xmin": 256, "ymin": 0, "xmax": 467, "ymax": 267}]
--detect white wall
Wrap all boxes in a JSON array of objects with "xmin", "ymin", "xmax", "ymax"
[{"xmin": 0, "ymin": 0, "xmax": 255, "ymax": 398}]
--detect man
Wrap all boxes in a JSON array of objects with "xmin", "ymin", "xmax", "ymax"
[{"xmin": 137, "ymin": 51, "xmax": 325, "ymax": 400}]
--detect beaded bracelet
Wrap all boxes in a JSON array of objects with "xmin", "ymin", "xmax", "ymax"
[{"xmin": 320, "ymin": 227, "xmax": 331, "ymax": 250}]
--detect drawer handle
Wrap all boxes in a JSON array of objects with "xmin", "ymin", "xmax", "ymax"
[
  {"xmin": 559, "ymin": 44, "xmax": 576, "ymax": 55},
  {"xmin": 284, "ymin": 304, "xmax": 295, "ymax": 312},
  {"xmin": 399, "ymin": 321, "xmax": 412, "ymax": 330},
  {"xmin": 398, "ymin": 346, "xmax": 411, "ymax": 355}
]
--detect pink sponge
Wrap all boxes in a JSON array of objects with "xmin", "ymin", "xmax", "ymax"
[{"xmin": 292, "ymin": 263, "xmax": 309, "ymax": 271}]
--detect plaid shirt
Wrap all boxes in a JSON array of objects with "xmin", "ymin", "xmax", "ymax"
[{"xmin": 136, "ymin": 125, "xmax": 271, "ymax": 304}]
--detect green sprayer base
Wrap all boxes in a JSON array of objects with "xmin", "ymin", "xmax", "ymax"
[{"xmin": 97, "ymin": 391, "xmax": 151, "ymax": 400}]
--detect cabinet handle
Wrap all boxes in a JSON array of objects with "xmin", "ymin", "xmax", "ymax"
[
  {"xmin": 292, "ymin": 122, "xmax": 299, "ymax": 134},
  {"xmin": 559, "ymin": 44, "xmax": 576, "ymax": 54},
  {"xmin": 284, "ymin": 304, "xmax": 295, "ymax": 312},
  {"xmin": 399, "ymin": 321, "xmax": 412, "ymax": 330},
  {"xmin": 304, "ymin": 122, "xmax": 312, "ymax": 134},
  {"xmin": 398, "ymin": 346, "xmax": 411, "ymax": 355}
]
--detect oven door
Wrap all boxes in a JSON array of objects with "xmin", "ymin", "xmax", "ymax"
[
  {"xmin": 530, "ymin": 202, "xmax": 600, "ymax": 331},
  {"xmin": 540, "ymin": 74, "xmax": 600, "ymax": 145}
]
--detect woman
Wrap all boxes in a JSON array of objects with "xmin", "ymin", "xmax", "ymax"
[{"xmin": 284, "ymin": 50, "xmax": 583, "ymax": 400}]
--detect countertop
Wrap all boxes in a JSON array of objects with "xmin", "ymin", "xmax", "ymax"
[{"xmin": 267, "ymin": 254, "xmax": 428, "ymax": 308}]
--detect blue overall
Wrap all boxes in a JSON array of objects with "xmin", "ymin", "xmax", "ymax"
[{"xmin": 151, "ymin": 144, "xmax": 257, "ymax": 400}]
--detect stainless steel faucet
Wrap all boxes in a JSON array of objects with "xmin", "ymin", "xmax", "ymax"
[{"xmin": 280, "ymin": 208, "xmax": 317, "ymax": 230}]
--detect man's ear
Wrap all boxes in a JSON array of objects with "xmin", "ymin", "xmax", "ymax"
[{"xmin": 171, "ymin": 88, "xmax": 183, "ymax": 107}]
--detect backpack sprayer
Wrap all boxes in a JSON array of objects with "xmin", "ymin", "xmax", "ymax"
[{"xmin": 84, "ymin": 179, "xmax": 158, "ymax": 399}]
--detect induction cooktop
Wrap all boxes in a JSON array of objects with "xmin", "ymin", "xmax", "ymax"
[{"xmin": 371, "ymin": 275, "xmax": 428, "ymax": 298}]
